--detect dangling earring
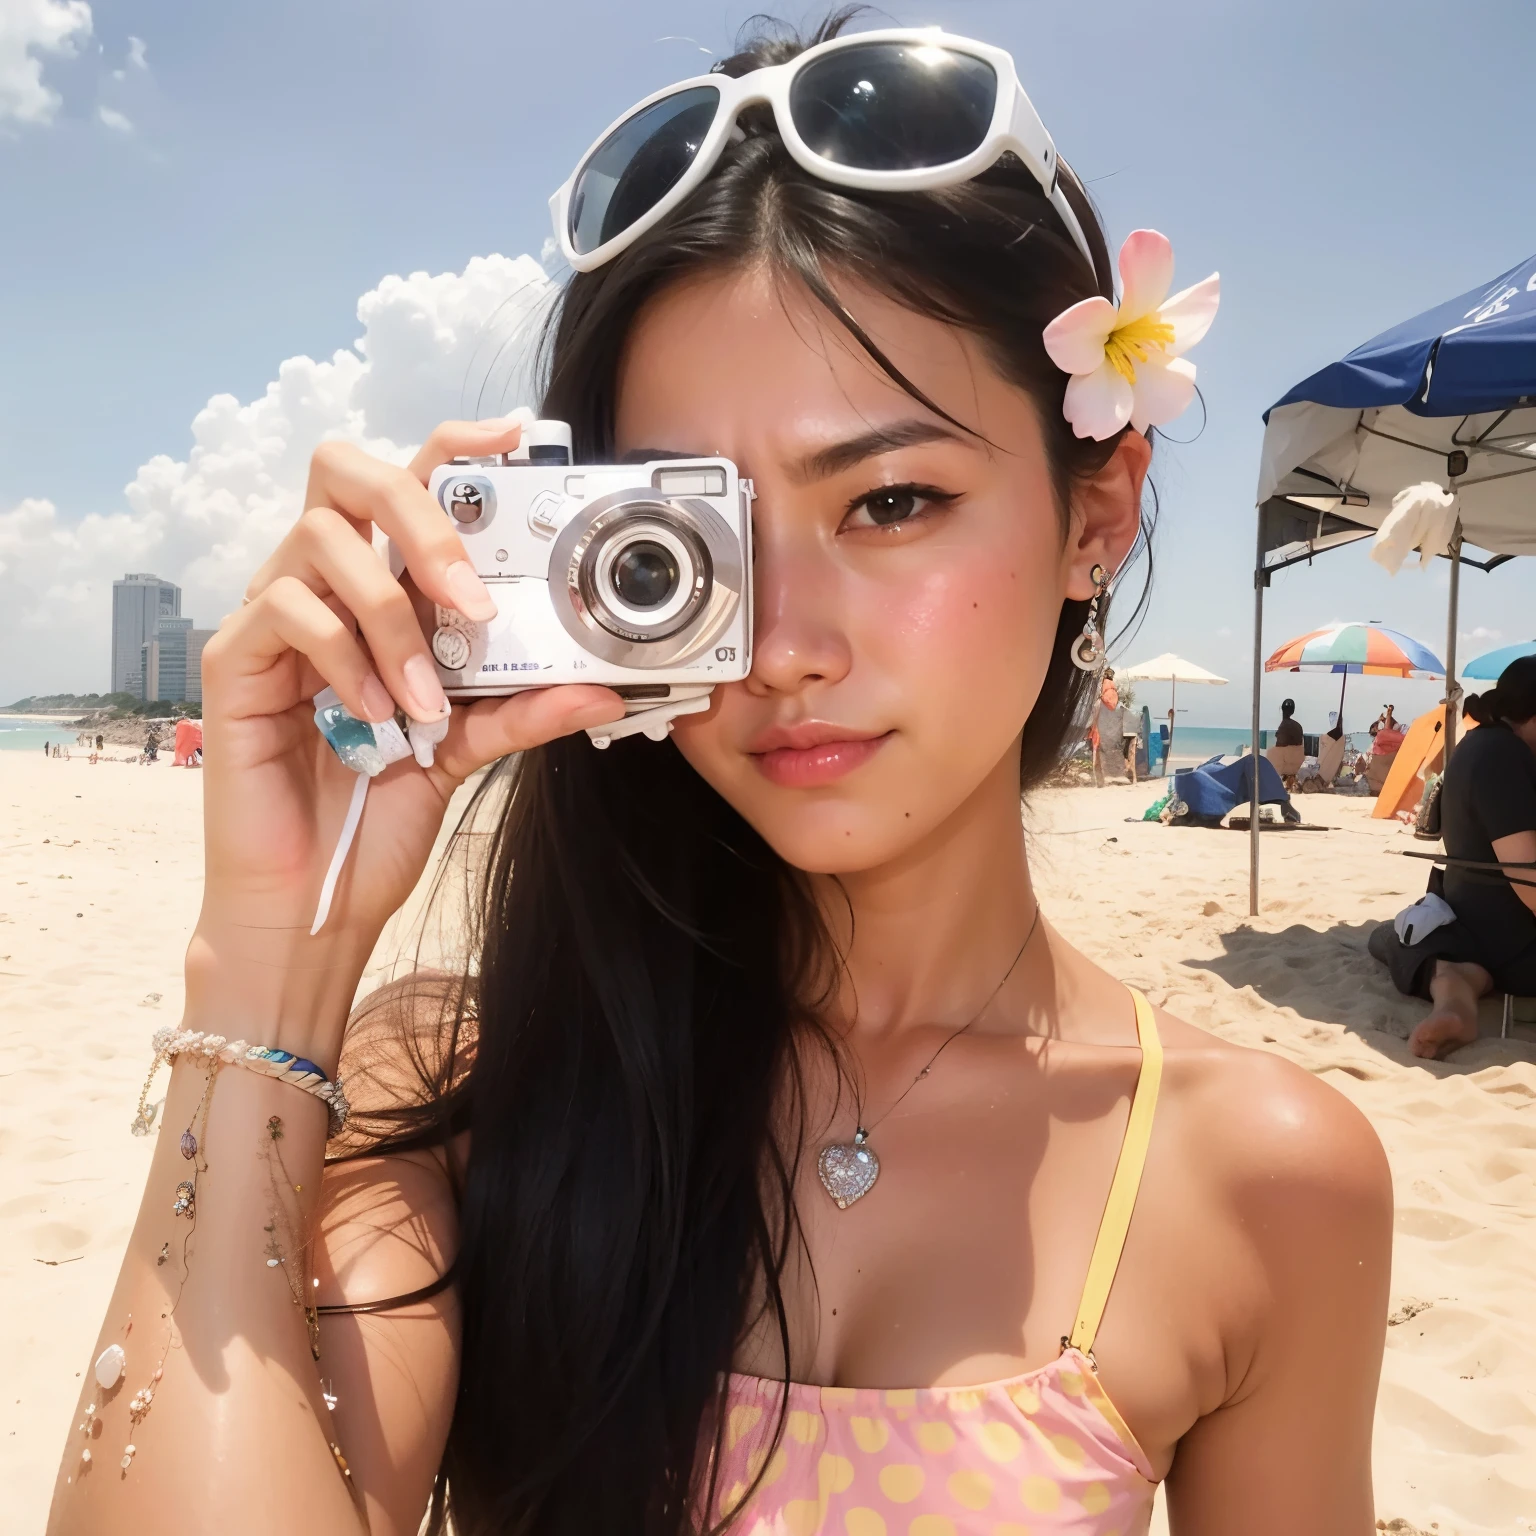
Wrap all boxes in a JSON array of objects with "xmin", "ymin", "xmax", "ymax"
[{"xmin": 1070, "ymin": 563, "xmax": 1109, "ymax": 671}]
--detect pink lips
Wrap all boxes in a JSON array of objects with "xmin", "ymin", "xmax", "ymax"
[{"xmin": 747, "ymin": 722, "xmax": 893, "ymax": 788}]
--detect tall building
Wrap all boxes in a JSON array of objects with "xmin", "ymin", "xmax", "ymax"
[
  {"xmin": 155, "ymin": 618, "xmax": 193, "ymax": 703},
  {"xmin": 112, "ymin": 574, "xmax": 180, "ymax": 696},
  {"xmin": 184, "ymin": 629, "xmax": 216, "ymax": 706}
]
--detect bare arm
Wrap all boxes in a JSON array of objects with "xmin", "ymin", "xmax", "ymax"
[
  {"xmin": 46, "ymin": 421, "xmax": 622, "ymax": 1536},
  {"xmin": 1165, "ymin": 1057, "xmax": 1393, "ymax": 1534},
  {"xmin": 1491, "ymin": 829, "xmax": 1536, "ymax": 916}
]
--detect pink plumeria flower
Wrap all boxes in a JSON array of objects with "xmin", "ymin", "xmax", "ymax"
[{"xmin": 1042, "ymin": 229, "xmax": 1220, "ymax": 441}]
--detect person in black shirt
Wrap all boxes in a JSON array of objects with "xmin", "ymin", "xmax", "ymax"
[
  {"xmin": 1370, "ymin": 656, "xmax": 1536, "ymax": 1057},
  {"xmin": 1274, "ymin": 698, "xmax": 1304, "ymax": 748}
]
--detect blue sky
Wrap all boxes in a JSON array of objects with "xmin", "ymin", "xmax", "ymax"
[{"xmin": 2, "ymin": 0, "xmax": 1533, "ymax": 724}]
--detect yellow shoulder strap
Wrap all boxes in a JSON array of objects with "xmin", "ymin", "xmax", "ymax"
[{"xmin": 1066, "ymin": 988, "xmax": 1163, "ymax": 1358}]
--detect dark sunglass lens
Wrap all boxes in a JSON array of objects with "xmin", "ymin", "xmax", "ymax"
[
  {"xmin": 790, "ymin": 43, "xmax": 996, "ymax": 170},
  {"xmin": 569, "ymin": 86, "xmax": 721, "ymax": 255}
]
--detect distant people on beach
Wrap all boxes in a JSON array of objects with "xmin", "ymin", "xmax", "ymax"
[
  {"xmin": 1362, "ymin": 705, "xmax": 1405, "ymax": 794},
  {"xmin": 1121, "ymin": 709, "xmax": 1140, "ymax": 785},
  {"xmin": 42, "ymin": 740, "xmax": 48, "ymax": 756},
  {"xmin": 1092, "ymin": 671, "xmax": 1131, "ymax": 786},
  {"xmin": 1372, "ymin": 706, "xmax": 1404, "ymax": 752},
  {"xmin": 1371, "ymin": 656, "xmax": 1536, "ymax": 1058},
  {"xmin": 1266, "ymin": 697, "xmax": 1307, "ymax": 789}
]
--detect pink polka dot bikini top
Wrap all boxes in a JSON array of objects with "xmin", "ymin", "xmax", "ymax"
[{"xmin": 713, "ymin": 990, "xmax": 1163, "ymax": 1536}]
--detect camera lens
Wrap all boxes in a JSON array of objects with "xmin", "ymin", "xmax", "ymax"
[{"xmin": 611, "ymin": 540, "xmax": 679, "ymax": 610}]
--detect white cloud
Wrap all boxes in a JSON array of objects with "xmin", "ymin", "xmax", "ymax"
[
  {"xmin": 1460, "ymin": 625, "xmax": 1501, "ymax": 645},
  {"xmin": 0, "ymin": 254, "xmax": 556, "ymax": 700},
  {"xmin": 126, "ymin": 33, "xmax": 144, "ymax": 68},
  {"xmin": 96, "ymin": 101, "xmax": 128, "ymax": 131},
  {"xmin": 0, "ymin": 0, "xmax": 92, "ymax": 125}
]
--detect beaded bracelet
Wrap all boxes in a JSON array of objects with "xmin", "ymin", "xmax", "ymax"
[{"xmin": 131, "ymin": 1027, "xmax": 350, "ymax": 1139}]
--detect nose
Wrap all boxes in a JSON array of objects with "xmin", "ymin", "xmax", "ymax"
[{"xmin": 744, "ymin": 520, "xmax": 852, "ymax": 697}]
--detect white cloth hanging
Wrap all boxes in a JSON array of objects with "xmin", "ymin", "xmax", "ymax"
[{"xmin": 1370, "ymin": 482, "xmax": 1458, "ymax": 575}]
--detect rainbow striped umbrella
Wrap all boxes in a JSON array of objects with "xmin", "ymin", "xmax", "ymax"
[
  {"xmin": 1265, "ymin": 622, "xmax": 1444, "ymax": 720},
  {"xmin": 1265, "ymin": 622, "xmax": 1444, "ymax": 678}
]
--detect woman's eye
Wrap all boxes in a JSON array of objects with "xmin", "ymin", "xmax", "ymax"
[{"xmin": 841, "ymin": 484, "xmax": 954, "ymax": 532}]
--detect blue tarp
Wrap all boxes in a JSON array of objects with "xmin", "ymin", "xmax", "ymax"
[
  {"xmin": 1172, "ymin": 755, "xmax": 1290, "ymax": 826},
  {"xmin": 1265, "ymin": 252, "xmax": 1536, "ymax": 420}
]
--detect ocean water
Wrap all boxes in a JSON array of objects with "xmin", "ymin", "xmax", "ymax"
[
  {"xmin": 1165, "ymin": 725, "xmax": 1374, "ymax": 763},
  {"xmin": 0, "ymin": 719, "xmax": 78, "ymax": 752}
]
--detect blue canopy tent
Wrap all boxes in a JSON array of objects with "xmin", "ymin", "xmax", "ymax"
[{"xmin": 1248, "ymin": 253, "xmax": 1536, "ymax": 912}]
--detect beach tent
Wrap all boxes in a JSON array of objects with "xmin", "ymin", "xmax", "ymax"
[
  {"xmin": 1247, "ymin": 251, "xmax": 1536, "ymax": 912},
  {"xmin": 173, "ymin": 718, "xmax": 203, "ymax": 767}
]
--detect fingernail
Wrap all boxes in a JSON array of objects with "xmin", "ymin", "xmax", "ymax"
[
  {"xmin": 446, "ymin": 561, "xmax": 498, "ymax": 621},
  {"xmin": 573, "ymin": 697, "xmax": 626, "ymax": 726},
  {"xmin": 484, "ymin": 406, "xmax": 534, "ymax": 431},
  {"xmin": 359, "ymin": 673, "xmax": 394, "ymax": 722},
  {"xmin": 403, "ymin": 654, "xmax": 449, "ymax": 720}
]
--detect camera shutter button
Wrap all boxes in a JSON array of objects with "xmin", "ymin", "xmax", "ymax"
[{"xmin": 432, "ymin": 625, "xmax": 472, "ymax": 671}]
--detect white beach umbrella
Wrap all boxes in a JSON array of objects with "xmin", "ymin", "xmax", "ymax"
[{"xmin": 1114, "ymin": 653, "xmax": 1229, "ymax": 757}]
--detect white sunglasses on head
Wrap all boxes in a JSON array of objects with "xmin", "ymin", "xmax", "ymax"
[{"xmin": 549, "ymin": 27, "xmax": 1096, "ymax": 277}]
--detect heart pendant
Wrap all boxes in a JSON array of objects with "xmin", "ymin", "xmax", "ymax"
[{"xmin": 818, "ymin": 1132, "xmax": 880, "ymax": 1209}]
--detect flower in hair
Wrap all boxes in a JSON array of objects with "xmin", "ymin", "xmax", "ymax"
[{"xmin": 1042, "ymin": 230, "xmax": 1220, "ymax": 441}]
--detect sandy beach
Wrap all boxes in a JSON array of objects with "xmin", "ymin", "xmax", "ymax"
[{"xmin": 2, "ymin": 750, "xmax": 1532, "ymax": 1534}]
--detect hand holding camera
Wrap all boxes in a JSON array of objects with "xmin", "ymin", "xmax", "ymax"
[{"xmin": 186, "ymin": 417, "xmax": 633, "ymax": 1065}]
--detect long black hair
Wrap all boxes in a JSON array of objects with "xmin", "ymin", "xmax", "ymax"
[
  {"xmin": 1465, "ymin": 655, "xmax": 1536, "ymax": 728},
  {"xmin": 341, "ymin": 11, "xmax": 1154, "ymax": 1533}
]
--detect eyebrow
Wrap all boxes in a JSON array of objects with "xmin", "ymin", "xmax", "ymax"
[
  {"xmin": 619, "ymin": 419, "xmax": 972, "ymax": 480},
  {"xmin": 787, "ymin": 420, "xmax": 970, "ymax": 485}
]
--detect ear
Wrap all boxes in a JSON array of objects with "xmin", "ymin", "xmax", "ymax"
[{"xmin": 1063, "ymin": 430, "xmax": 1151, "ymax": 600}]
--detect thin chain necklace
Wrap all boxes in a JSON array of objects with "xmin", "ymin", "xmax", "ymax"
[{"xmin": 816, "ymin": 904, "xmax": 1042, "ymax": 1210}]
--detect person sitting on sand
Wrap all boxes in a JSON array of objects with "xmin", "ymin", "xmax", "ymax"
[
  {"xmin": 1268, "ymin": 697, "xmax": 1307, "ymax": 789},
  {"xmin": 1371, "ymin": 705, "xmax": 1404, "ymax": 756},
  {"xmin": 1371, "ymin": 656, "xmax": 1536, "ymax": 1058}
]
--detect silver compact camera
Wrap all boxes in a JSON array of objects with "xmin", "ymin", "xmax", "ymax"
[{"xmin": 397, "ymin": 420, "xmax": 754, "ymax": 745}]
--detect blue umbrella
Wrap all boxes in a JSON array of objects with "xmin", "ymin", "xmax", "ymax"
[{"xmin": 1463, "ymin": 641, "xmax": 1536, "ymax": 681}]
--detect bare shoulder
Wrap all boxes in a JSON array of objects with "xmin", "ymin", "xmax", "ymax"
[{"xmin": 1150, "ymin": 1006, "xmax": 1392, "ymax": 1265}]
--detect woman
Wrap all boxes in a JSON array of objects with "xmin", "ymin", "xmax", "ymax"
[
  {"xmin": 1376, "ymin": 657, "xmax": 1536, "ymax": 1059},
  {"xmin": 50, "ymin": 18, "xmax": 1390, "ymax": 1536},
  {"xmin": 1092, "ymin": 671, "xmax": 1126, "ymax": 786},
  {"xmin": 1371, "ymin": 706, "xmax": 1404, "ymax": 756}
]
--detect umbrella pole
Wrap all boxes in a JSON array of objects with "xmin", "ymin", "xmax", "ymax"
[
  {"xmin": 1338, "ymin": 669, "xmax": 1347, "ymax": 728},
  {"xmin": 1168, "ymin": 678, "xmax": 1177, "ymax": 772},
  {"xmin": 1249, "ymin": 517, "xmax": 1266, "ymax": 917},
  {"xmin": 1444, "ymin": 521, "xmax": 1463, "ymax": 775}
]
